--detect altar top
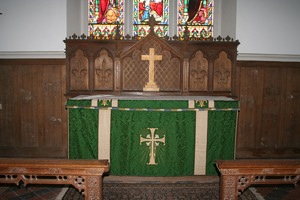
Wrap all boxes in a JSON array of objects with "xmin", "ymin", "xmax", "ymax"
[{"xmin": 70, "ymin": 95, "xmax": 236, "ymax": 101}]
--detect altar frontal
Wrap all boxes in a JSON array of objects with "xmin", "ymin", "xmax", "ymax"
[{"xmin": 66, "ymin": 95, "xmax": 239, "ymax": 176}]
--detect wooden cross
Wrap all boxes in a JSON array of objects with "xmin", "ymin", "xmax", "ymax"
[
  {"xmin": 140, "ymin": 128, "xmax": 165, "ymax": 165},
  {"xmin": 141, "ymin": 48, "xmax": 162, "ymax": 91}
]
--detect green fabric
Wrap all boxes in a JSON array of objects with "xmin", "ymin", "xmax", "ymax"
[
  {"xmin": 68, "ymin": 104, "xmax": 98, "ymax": 159},
  {"xmin": 110, "ymin": 110, "xmax": 195, "ymax": 176},
  {"xmin": 67, "ymin": 99, "xmax": 238, "ymax": 176},
  {"xmin": 66, "ymin": 99, "xmax": 92, "ymax": 107},
  {"xmin": 214, "ymin": 100, "xmax": 239, "ymax": 109},
  {"xmin": 206, "ymin": 110, "xmax": 237, "ymax": 175},
  {"xmin": 118, "ymin": 100, "xmax": 188, "ymax": 109}
]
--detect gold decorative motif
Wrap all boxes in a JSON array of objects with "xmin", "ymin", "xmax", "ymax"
[
  {"xmin": 141, "ymin": 48, "xmax": 162, "ymax": 91},
  {"xmin": 195, "ymin": 100, "xmax": 207, "ymax": 107},
  {"xmin": 140, "ymin": 128, "xmax": 165, "ymax": 165},
  {"xmin": 99, "ymin": 99, "xmax": 111, "ymax": 106}
]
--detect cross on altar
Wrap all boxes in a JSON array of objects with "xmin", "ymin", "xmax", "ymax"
[
  {"xmin": 140, "ymin": 128, "xmax": 165, "ymax": 165},
  {"xmin": 141, "ymin": 48, "xmax": 162, "ymax": 91}
]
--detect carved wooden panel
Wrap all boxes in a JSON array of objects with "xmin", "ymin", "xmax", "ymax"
[
  {"xmin": 94, "ymin": 49, "xmax": 114, "ymax": 90},
  {"xmin": 64, "ymin": 33, "xmax": 239, "ymax": 96},
  {"xmin": 70, "ymin": 49, "xmax": 89, "ymax": 90},
  {"xmin": 213, "ymin": 51, "xmax": 232, "ymax": 91},
  {"xmin": 189, "ymin": 51, "xmax": 208, "ymax": 91},
  {"xmin": 156, "ymin": 50, "xmax": 181, "ymax": 91},
  {"xmin": 122, "ymin": 39, "xmax": 181, "ymax": 92},
  {"xmin": 123, "ymin": 50, "xmax": 148, "ymax": 90}
]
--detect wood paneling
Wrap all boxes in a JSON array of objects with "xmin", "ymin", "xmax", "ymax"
[
  {"xmin": 236, "ymin": 61, "xmax": 300, "ymax": 158},
  {"xmin": 0, "ymin": 59, "xmax": 299, "ymax": 159},
  {"xmin": 0, "ymin": 59, "xmax": 67, "ymax": 158}
]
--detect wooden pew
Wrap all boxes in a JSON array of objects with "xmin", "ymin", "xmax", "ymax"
[
  {"xmin": 216, "ymin": 159, "xmax": 300, "ymax": 200},
  {"xmin": 0, "ymin": 158, "xmax": 109, "ymax": 200}
]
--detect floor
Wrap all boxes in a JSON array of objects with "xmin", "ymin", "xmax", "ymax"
[
  {"xmin": 0, "ymin": 180, "xmax": 299, "ymax": 200},
  {"xmin": 0, "ymin": 184, "xmax": 68, "ymax": 200}
]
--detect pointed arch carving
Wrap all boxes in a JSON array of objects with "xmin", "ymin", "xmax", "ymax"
[
  {"xmin": 213, "ymin": 51, "xmax": 232, "ymax": 91},
  {"xmin": 94, "ymin": 49, "xmax": 114, "ymax": 90},
  {"xmin": 189, "ymin": 51, "xmax": 208, "ymax": 91},
  {"xmin": 70, "ymin": 49, "xmax": 89, "ymax": 90}
]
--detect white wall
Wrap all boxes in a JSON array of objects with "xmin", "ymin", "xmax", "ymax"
[
  {"xmin": 236, "ymin": 0, "xmax": 300, "ymax": 60},
  {"xmin": 0, "ymin": 0, "xmax": 66, "ymax": 57},
  {"xmin": 0, "ymin": 0, "xmax": 300, "ymax": 61}
]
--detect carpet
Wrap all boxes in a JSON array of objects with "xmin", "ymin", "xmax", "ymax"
[
  {"xmin": 63, "ymin": 176, "xmax": 219, "ymax": 200},
  {"xmin": 63, "ymin": 182, "xmax": 219, "ymax": 200}
]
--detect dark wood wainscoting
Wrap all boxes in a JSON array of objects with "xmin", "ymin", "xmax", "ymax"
[
  {"xmin": 0, "ymin": 59, "xmax": 299, "ymax": 159},
  {"xmin": 236, "ymin": 61, "xmax": 300, "ymax": 159},
  {"xmin": 0, "ymin": 59, "xmax": 68, "ymax": 158}
]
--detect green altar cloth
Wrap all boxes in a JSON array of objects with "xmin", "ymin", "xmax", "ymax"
[{"xmin": 66, "ymin": 95, "xmax": 239, "ymax": 176}]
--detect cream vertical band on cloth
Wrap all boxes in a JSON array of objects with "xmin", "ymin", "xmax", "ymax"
[
  {"xmin": 208, "ymin": 100, "xmax": 214, "ymax": 108},
  {"xmin": 98, "ymin": 109, "xmax": 111, "ymax": 160},
  {"xmin": 194, "ymin": 110, "xmax": 208, "ymax": 175},
  {"xmin": 98, "ymin": 99, "xmax": 118, "ymax": 160},
  {"xmin": 91, "ymin": 99, "xmax": 98, "ymax": 107},
  {"xmin": 189, "ymin": 100, "xmax": 208, "ymax": 175}
]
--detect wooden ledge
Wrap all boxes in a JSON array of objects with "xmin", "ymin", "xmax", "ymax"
[
  {"xmin": 0, "ymin": 158, "xmax": 109, "ymax": 200},
  {"xmin": 216, "ymin": 159, "xmax": 300, "ymax": 200}
]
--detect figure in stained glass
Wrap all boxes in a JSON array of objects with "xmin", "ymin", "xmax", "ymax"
[
  {"xmin": 149, "ymin": 0, "xmax": 163, "ymax": 20},
  {"xmin": 187, "ymin": 0, "xmax": 208, "ymax": 24},
  {"xmin": 134, "ymin": 0, "xmax": 168, "ymax": 37},
  {"xmin": 89, "ymin": 0, "xmax": 124, "ymax": 37},
  {"xmin": 177, "ymin": 0, "xmax": 213, "ymax": 38},
  {"xmin": 97, "ymin": 0, "xmax": 118, "ymax": 23}
]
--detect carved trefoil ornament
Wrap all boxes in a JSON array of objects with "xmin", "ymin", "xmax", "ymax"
[
  {"xmin": 94, "ymin": 49, "xmax": 113, "ymax": 90},
  {"xmin": 70, "ymin": 49, "xmax": 89, "ymax": 90},
  {"xmin": 190, "ymin": 51, "xmax": 208, "ymax": 91},
  {"xmin": 213, "ymin": 51, "xmax": 232, "ymax": 91}
]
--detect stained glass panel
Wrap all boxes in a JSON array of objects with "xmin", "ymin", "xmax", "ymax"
[
  {"xmin": 133, "ymin": 0, "xmax": 169, "ymax": 38},
  {"xmin": 178, "ymin": 0, "xmax": 214, "ymax": 38},
  {"xmin": 88, "ymin": 0, "xmax": 125, "ymax": 37}
]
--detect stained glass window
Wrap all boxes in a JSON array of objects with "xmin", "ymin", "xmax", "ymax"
[
  {"xmin": 88, "ymin": 0, "xmax": 125, "ymax": 37},
  {"xmin": 133, "ymin": 0, "xmax": 169, "ymax": 38},
  {"xmin": 88, "ymin": 0, "xmax": 214, "ymax": 39},
  {"xmin": 178, "ymin": 0, "xmax": 214, "ymax": 38}
]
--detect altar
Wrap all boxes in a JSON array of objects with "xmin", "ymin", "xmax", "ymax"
[
  {"xmin": 64, "ymin": 16, "xmax": 240, "ymax": 177},
  {"xmin": 66, "ymin": 95, "xmax": 239, "ymax": 176}
]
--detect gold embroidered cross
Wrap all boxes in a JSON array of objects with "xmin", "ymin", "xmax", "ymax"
[
  {"xmin": 141, "ymin": 48, "xmax": 162, "ymax": 91},
  {"xmin": 140, "ymin": 128, "xmax": 165, "ymax": 165}
]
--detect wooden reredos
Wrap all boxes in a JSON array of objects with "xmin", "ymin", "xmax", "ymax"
[{"xmin": 64, "ymin": 22, "xmax": 239, "ymax": 97}]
